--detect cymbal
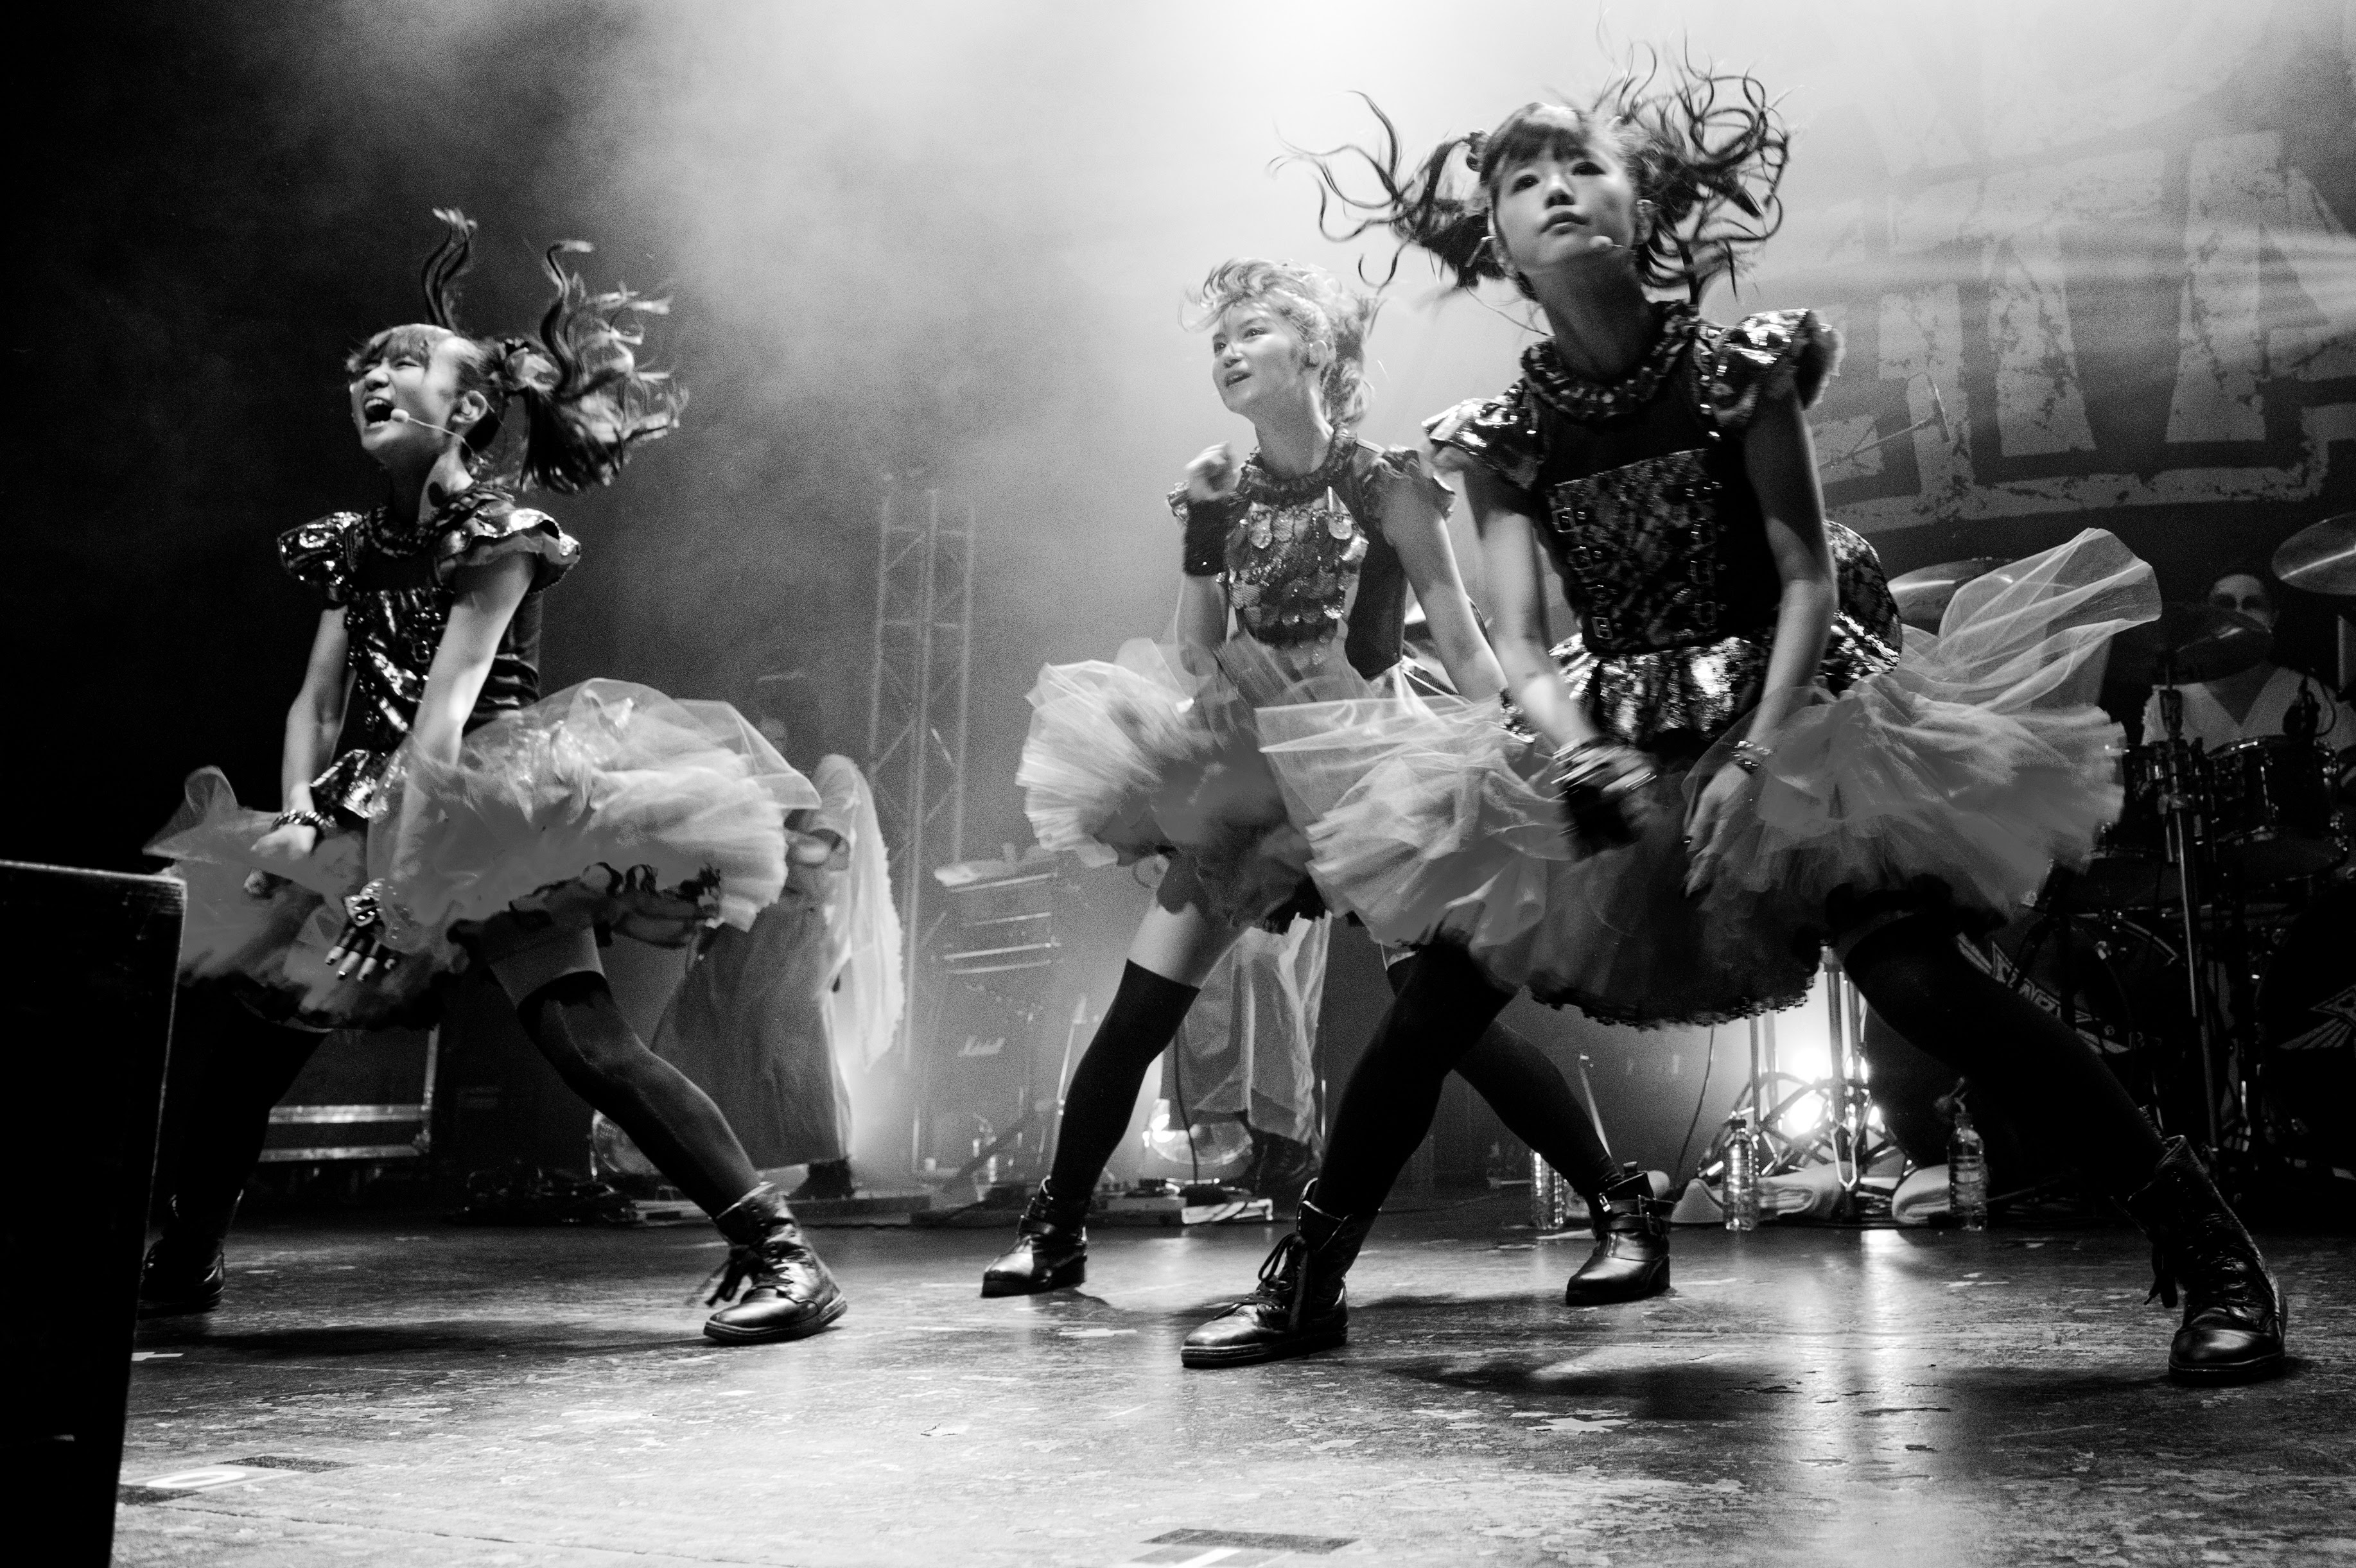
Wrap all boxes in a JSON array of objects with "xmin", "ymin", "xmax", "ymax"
[
  {"xmin": 2273, "ymin": 512, "xmax": 2356, "ymax": 597},
  {"xmin": 1889, "ymin": 556, "xmax": 2010, "ymax": 629},
  {"xmin": 2106, "ymin": 603, "xmax": 2271, "ymax": 686}
]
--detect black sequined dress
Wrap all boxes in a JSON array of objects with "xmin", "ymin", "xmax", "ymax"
[
  {"xmin": 1261, "ymin": 305, "xmax": 2159, "ymax": 1025},
  {"xmin": 1018, "ymin": 431, "xmax": 1451, "ymax": 928},
  {"xmin": 148, "ymin": 484, "xmax": 816, "ymax": 1029},
  {"xmin": 278, "ymin": 489, "xmax": 575, "ymax": 823}
]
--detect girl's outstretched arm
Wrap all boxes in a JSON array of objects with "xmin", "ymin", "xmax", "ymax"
[
  {"xmin": 1684, "ymin": 394, "xmax": 1837, "ymax": 892},
  {"xmin": 1173, "ymin": 574, "xmax": 1229, "ymax": 652},
  {"xmin": 1465, "ymin": 467, "xmax": 1597, "ymax": 750},
  {"xmin": 250, "ymin": 609, "xmax": 352, "ymax": 866},
  {"xmin": 1378, "ymin": 479, "xmax": 1504, "ymax": 701},
  {"xmin": 409, "ymin": 553, "xmax": 536, "ymax": 767},
  {"xmin": 1738, "ymin": 396, "xmax": 1838, "ymax": 744}
]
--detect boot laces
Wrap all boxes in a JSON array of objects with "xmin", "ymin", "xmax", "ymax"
[
  {"xmin": 701, "ymin": 1245, "xmax": 760, "ymax": 1307},
  {"xmin": 699, "ymin": 1233, "xmax": 815, "ymax": 1307},
  {"xmin": 1237, "ymin": 1232, "xmax": 1311, "ymax": 1325}
]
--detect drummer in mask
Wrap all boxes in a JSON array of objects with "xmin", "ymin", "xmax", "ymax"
[{"xmin": 2143, "ymin": 568, "xmax": 2356, "ymax": 751}]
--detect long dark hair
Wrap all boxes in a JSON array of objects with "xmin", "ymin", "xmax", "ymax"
[
  {"xmin": 1286, "ymin": 56, "xmax": 1790, "ymax": 304},
  {"xmin": 347, "ymin": 209, "xmax": 685, "ymax": 492}
]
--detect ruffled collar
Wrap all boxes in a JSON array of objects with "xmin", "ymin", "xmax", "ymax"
[
  {"xmin": 368, "ymin": 482, "xmax": 516, "ymax": 553},
  {"xmin": 1239, "ymin": 427, "xmax": 1358, "ymax": 505},
  {"xmin": 1521, "ymin": 302, "xmax": 1700, "ymax": 424}
]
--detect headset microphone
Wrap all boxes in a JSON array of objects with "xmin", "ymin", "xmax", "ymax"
[{"xmin": 388, "ymin": 408, "xmax": 462, "ymax": 437}]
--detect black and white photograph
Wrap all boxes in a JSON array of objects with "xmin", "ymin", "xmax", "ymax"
[{"xmin": 12, "ymin": 2, "xmax": 2355, "ymax": 1564}]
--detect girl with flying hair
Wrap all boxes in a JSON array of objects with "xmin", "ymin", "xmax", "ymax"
[
  {"xmin": 986, "ymin": 259, "xmax": 1654, "ymax": 1306},
  {"xmin": 144, "ymin": 211, "xmax": 846, "ymax": 1346},
  {"xmin": 1182, "ymin": 67, "xmax": 2283, "ymax": 1385}
]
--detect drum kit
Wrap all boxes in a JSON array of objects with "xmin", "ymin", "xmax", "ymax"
[{"xmin": 1890, "ymin": 513, "xmax": 2356, "ymax": 1181}]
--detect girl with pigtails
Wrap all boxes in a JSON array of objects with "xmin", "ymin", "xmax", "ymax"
[
  {"xmin": 144, "ymin": 211, "xmax": 845, "ymax": 1346},
  {"xmin": 986, "ymin": 259, "xmax": 1651, "ymax": 1307},
  {"xmin": 1182, "ymin": 67, "xmax": 2283, "ymax": 1384}
]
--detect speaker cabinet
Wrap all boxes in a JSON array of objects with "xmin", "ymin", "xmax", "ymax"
[{"xmin": 1, "ymin": 860, "xmax": 183, "ymax": 1567}]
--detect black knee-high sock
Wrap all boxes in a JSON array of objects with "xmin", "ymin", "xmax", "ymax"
[
  {"xmin": 159, "ymin": 1002, "xmax": 326, "ymax": 1249},
  {"xmin": 1316, "ymin": 946, "xmax": 1515, "ymax": 1215},
  {"xmin": 1047, "ymin": 961, "xmax": 1201, "ymax": 1197},
  {"xmin": 516, "ymin": 973, "xmax": 762, "ymax": 1217},
  {"xmin": 1842, "ymin": 916, "xmax": 2166, "ymax": 1194}
]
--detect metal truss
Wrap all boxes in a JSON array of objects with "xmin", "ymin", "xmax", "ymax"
[{"xmin": 864, "ymin": 485, "xmax": 976, "ymax": 1062}]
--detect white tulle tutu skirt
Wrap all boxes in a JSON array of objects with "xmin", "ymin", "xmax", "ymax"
[
  {"xmin": 1018, "ymin": 636, "xmax": 1383, "ymax": 928},
  {"xmin": 149, "ymin": 679, "xmax": 817, "ymax": 1029},
  {"xmin": 1261, "ymin": 529, "xmax": 2160, "ymax": 1027}
]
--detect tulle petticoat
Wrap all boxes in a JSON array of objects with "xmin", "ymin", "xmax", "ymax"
[
  {"xmin": 1261, "ymin": 529, "xmax": 2160, "ymax": 1027},
  {"xmin": 148, "ymin": 770, "xmax": 442, "ymax": 1030},
  {"xmin": 1018, "ymin": 636, "xmax": 1381, "ymax": 928},
  {"xmin": 148, "ymin": 679, "xmax": 818, "ymax": 1029}
]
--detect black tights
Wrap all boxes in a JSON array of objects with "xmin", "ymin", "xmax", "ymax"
[
  {"xmin": 1316, "ymin": 946, "xmax": 1515, "ymax": 1214},
  {"xmin": 1440, "ymin": 989, "xmax": 1621, "ymax": 1203},
  {"xmin": 1314, "ymin": 916, "xmax": 2170, "ymax": 1218},
  {"xmin": 514, "ymin": 973, "xmax": 760, "ymax": 1217},
  {"xmin": 159, "ymin": 973, "xmax": 764, "ymax": 1249},
  {"xmin": 1043, "ymin": 950, "xmax": 1619, "ymax": 1206}
]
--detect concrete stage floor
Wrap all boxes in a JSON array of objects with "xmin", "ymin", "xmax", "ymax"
[{"xmin": 118, "ymin": 1198, "xmax": 2351, "ymax": 1568}]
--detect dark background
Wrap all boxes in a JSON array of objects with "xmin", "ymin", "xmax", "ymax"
[{"xmin": 12, "ymin": 3, "xmax": 2353, "ymax": 1183}]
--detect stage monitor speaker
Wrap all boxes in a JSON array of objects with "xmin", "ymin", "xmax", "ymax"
[{"xmin": 1, "ymin": 860, "xmax": 183, "ymax": 1568}]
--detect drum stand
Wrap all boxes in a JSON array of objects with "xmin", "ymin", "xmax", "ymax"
[{"xmin": 2152, "ymin": 675, "xmax": 2240, "ymax": 1161}]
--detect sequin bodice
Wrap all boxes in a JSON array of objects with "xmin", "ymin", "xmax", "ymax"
[
  {"xmin": 1169, "ymin": 434, "xmax": 1449, "ymax": 681},
  {"xmin": 280, "ymin": 487, "xmax": 580, "ymax": 821},
  {"xmin": 1429, "ymin": 306, "xmax": 1903, "ymax": 752}
]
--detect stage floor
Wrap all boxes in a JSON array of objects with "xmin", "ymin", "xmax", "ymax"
[{"xmin": 118, "ymin": 1197, "xmax": 2351, "ymax": 1567}]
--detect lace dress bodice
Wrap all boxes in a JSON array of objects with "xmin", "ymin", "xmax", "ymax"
[{"xmin": 1429, "ymin": 304, "xmax": 1903, "ymax": 753}]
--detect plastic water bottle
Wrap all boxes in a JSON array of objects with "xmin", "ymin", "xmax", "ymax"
[
  {"xmin": 1949, "ymin": 1102, "xmax": 1988, "ymax": 1231},
  {"xmin": 1722, "ymin": 1113, "xmax": 1759, "ymax": 1232}
]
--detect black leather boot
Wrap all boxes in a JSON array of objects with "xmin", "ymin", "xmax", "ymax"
[
  {"xmin": 980, "ymin": 1180, "xmax": 1090, "ymax": 1297},
  {"xmin": 1181, "ymin": 1184, "xmax": 1377, "ymax": 1368},
  {"xmin": 136, "ymin": 1200, "xmax": 231, "ymax": 1319},
  {"xmin": 2123, "ymin": 1137, "xmax": 2285, "ymax": 1384},
  {"xmin": 1563, "ymin": 1163, "xmax": 1670, "ymax": 1306},
  {"xmin": 136, "ymin": 1235, "xmax": 227, "ymax": 1319},
  {"xmin": 702, "ymin": 1185, "xmax": 847, "ymax": 1345}
]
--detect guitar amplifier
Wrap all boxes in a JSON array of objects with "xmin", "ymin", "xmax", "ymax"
[{"xmin": 922, "ymin": 853, "xmax": 1066, "ymax": 1170}]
